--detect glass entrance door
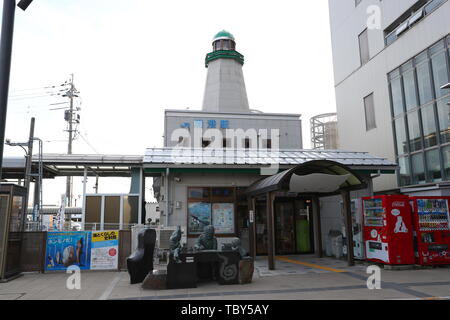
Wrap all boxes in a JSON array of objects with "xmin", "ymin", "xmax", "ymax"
[
  {"xmin": 275, "ymin": 201, "xmax": 296, "ymax": 255},
  {"xmin": 255, "ymin": 201, "xmax": 268, "ymax": 255}
]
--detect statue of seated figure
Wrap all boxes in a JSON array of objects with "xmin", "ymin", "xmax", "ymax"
[{"xmin": 195, "ymin": 225, "xmax": 218, "ymax": 251}]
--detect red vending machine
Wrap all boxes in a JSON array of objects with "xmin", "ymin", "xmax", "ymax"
[
  {"xmin": 362, "ymin": 195, "xmax": 415, "ymax": 265},
  {"xmin": 410, "ymin": 197, "xmax": 450, "ymax": 265}
]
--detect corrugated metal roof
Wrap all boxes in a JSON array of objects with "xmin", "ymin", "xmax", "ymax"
[{"xmin": 143, "ymin": 148, "xmax": 397, "ymax": 169}]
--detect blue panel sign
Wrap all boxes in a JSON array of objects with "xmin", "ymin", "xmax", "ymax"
[{"xmin": 45, "ymin": 231, "xmax": 92, "ymax": 271}]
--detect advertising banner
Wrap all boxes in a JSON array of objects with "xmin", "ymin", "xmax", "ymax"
[
  {"xmin": 45, "ymin": 231, "xmax": 92, "ymax": 271},
  {"xmin": 90, "ymin": 231, "xmax": 119, "ymax": 270}
]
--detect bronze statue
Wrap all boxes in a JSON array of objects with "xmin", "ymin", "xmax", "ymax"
[
  {"xmin": 231, "ymin": 238, "xmax": 248, "ymax": 258},
  {"xmin": 195, "ymin": 225, "xmax": 218, "ymax": 251},
  {"xmin": 169, "ymin": 226, "xmax": 185, "ymax": 263}
]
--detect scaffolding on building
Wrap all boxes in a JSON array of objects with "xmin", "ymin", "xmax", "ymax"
[{"xmin": 310, "ymin": 113, "xmax": 339, "ymax": 150}]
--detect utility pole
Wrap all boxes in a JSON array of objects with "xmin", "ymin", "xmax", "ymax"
[
  {"xmin": 63, "ymin": 74, "xmax": 80, "ymax": 207},
  {"xmin": 0, "ymin": 0, "xmax": 16, "ymax": 180},
  {"xmin": 22, "ymin": 117, "xmax": 35, "ymax": 231}
]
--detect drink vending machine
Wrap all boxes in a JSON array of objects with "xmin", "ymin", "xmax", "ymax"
[
  {"xmin": 362, "ymin": 195, "xmax": 415, "ymax": 265},
  {"xmin": 410, "ymin": 197, "xmax": 450, "ymax": 265}
]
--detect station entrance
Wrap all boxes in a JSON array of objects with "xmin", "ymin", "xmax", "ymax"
[{"xmin": 255, "ymin": 196, "xmax": 314, "ymax": 256}]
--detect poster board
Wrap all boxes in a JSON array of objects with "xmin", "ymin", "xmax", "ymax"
[
  {"xmin": 188, "ymin": 202, "xmax": 211, "ymax": 234},
  {"xmin": 212, "ymin": 203, "xmax": 235, "ymax": 234},
  {"xmin": 45, "ymin": 232, "xmax": 92, "ymax": 271},
  {"xmin": 90, "ymin": 231, "xmax": 119, "ymax": 270},
  {"xmin": 45, "ymin": 231, "xmax": 120, "ymax": 271}
]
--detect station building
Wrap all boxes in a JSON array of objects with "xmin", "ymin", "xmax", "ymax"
[
  {"xmin": 146, "ymin": 31, "xmax": 397, "ymax": 268},
  {"xmin": 1, "ymin": 30, "xmax": 397, "ymax": 270}
]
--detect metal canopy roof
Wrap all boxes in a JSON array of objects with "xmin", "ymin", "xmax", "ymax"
[
  {"xmin": 2, "ymin": 154, "xmax": 143, "ymax": 178},
  {"xmin": 143, "ymin": 148, "xmax": 397, "ymax": 171},
  {"xmin": 36, "ymin": 154, "xmax": 143, "ymax": 177},
  {"xmin": 246, "ymin": 160, "xmax": 367, "ymax": 197},
  {"xmin": 1, "ymin": 156, "xmax": 57, "ymax": 179}
]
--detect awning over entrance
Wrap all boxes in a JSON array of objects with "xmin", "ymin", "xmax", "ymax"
[
  {"xmin": 245, "ymin": 160, "xmax": 367, "ymax": 196},
  {"xmin": 245, "ymin": 160, "xmax": 371, "ymax": 271}
]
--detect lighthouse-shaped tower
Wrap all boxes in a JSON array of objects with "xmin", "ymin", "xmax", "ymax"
[{"xmin": 202, "ymin": 31, "xmax": 250, "ymax": 113}]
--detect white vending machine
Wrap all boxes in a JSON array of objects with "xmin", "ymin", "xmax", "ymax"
[{"xmin": 341, "ymin": 199, "xmax": 365, "ymax": 260}]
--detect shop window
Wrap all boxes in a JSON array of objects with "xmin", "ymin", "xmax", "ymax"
[
  {"xmin": 394, "ymin": 117, "xmax": 408, "ymax": 155},
  {"xmin": 437, "ymin": 96, "xmax": 450, "ymax": 144},
  {"xmin": 421, "ymin": 103, "xmax": 438, "ymax": 148},
  {"xmin": 412, "ymin": 153, "xmax": 426, "ymax": 185},
  {"xmin": 187, "ymin": 187, "xmax": 235, "ymax": 236},
  {"xmin": 426, "ymin": 149, "xmax": 443, "ymax": 182},
  {"xmin": 390, "ymin": 78, "xmax": 404, "ymax": 116},
  {"xmin": 407, "ymin": 111, "xmax": 423, "ymax": 152}
]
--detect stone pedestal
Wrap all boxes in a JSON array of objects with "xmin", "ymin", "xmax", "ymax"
[
  {"xmin": 142, "ymin": 270, "xmax": 167, "ymax": 290},
  {"xmin": 239, "ymin": 258, "xmax": 254, "ymax": 284}
]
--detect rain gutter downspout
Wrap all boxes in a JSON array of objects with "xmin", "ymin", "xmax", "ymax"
[{"xmin": 165, "ymin": 167, "xmax": 170, "ymax": 227}]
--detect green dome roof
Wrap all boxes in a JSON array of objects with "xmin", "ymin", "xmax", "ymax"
[{"xmin": 213, "ymin": 30, "xmax": 235, "ymax": 41}]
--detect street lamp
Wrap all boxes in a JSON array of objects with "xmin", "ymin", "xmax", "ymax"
[
  {"xmin": 0, "ymin": 0, "xmax": 34, "ymax": 180},
  {"xmin": 441, "ymin": 83, "xmax": 450, "ymax": 90}
]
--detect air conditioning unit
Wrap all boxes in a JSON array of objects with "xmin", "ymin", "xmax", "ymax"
[{"xmin": 158, "ymin": 227, "xmax": 178, "ymax": 250}]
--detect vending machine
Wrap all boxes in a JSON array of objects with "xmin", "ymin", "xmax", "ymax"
[
  {"xmin": 410, "ymin": 197, "xmax": 450, "ymax": 265},
  {"xmin": 362, "ymin": 195, "xmax": 415, "ymax": 265},
  {"xmin": 341, "ymin": 199, "xmax": 365, "ymax": 260}
]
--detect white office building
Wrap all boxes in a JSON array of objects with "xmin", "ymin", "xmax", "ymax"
[{"xmin": 329, "ymin": 0, "xmax": 450, "ymax": 194}]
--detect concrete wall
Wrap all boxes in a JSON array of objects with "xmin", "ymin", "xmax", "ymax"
[
  {"xmin": 329, "ymin": 0, "xmax": 450, "ymax": 192},
  {"xmin": 319, "ymin": 187, "xmax": 373, "ymax": 254},
  {"xmin": 165, "ymin": 110, "xmax": 303, "ymax": 150}
]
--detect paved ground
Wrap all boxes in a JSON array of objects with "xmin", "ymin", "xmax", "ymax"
[{"xmin": 1, "ymin": 255, "xmax": 450, "ymax": 300}]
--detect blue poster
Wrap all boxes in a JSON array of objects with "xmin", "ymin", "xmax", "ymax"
[
  {"xmin": 188, "ymin": 202, "xmax": 211, "ymax": 234},
  {"xmin": 45, "ymin": 231, "xmax": 92, "ymax": 271}
]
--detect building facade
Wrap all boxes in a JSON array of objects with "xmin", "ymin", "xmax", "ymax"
[
  {"xmin": 329, "ymin": 0, "xmax": 450, "ymax": 193},
  {"xmin": 147, "ymin": 30, "xmax": 396, "ymax": 259}
]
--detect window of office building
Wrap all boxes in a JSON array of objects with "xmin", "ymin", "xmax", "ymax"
[
  {"xmin": 416, "ymin": 55, "xmax": 434, "ymax": 105},
  {"xmin": 421, "ymin": 103, "xmax": 438, "ymax": 148},
  {"xmin": 407, "ymin": 111, "xmax": 423, "ymax": 152},
  {"xmin": 398, "ymin": 156, "xmax": 411, "ymax": 186},
  {"xmin": 359, "ymin": 29, "xmax": 370, "ymax": 66},
  {"xmin": 426, "ymin": 149, "xmax": 442, "ymax": 182},
  {"xmin": 403, "ymin": 63, "xmax": 419, "ymax": 111},
  {"xmin": 443, "ymin": 145, "xmax": 450, "ymax": 179},
  {"xmin": 390, "ymin": 76, "xmax": 404, "ymax": 116},
  {"xmin": 364, "ymin": 93, "xmax": 376, "ymax": 131},
  {"xmin": 394, "ymin": 118, "xmax": 408, "ymax": 155},
  {"xmin": 412, "ymin": 153, "xmax": 426, "ymax": 185},
  {"xmin": 389, "ymin": 35, "xmax": 450, "ymax": 187},
  {"xmin": 430, "ymin": 42, "xmax": 450, "ymax": 98},
  {"xmin": 437, "ymin": 96, "xmax": 450, "ymax": 144}
]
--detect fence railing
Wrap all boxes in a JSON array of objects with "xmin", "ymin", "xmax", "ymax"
[{"xmin": 24, "ymin": 221, "xmax": 140, "ymax": 232}]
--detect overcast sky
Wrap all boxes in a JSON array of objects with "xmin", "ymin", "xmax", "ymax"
[{"xmin": 1, "ymin": 0, "xmax": 337, "ymax": 205}]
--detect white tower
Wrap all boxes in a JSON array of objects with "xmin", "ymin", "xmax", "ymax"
[{"xmin": 202, "ymin": 31, "xmax": 250, "ymax": 113}]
